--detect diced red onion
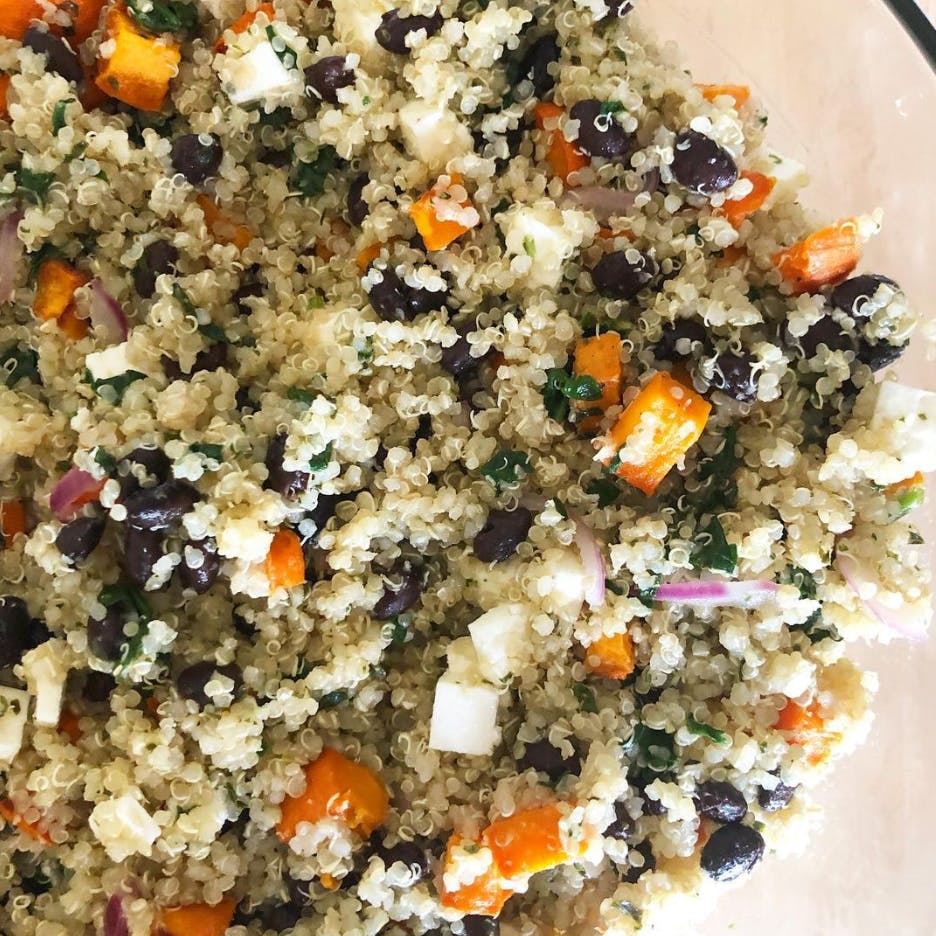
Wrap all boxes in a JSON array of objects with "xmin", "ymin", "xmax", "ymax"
[
  {"xmin": 654, "ymin": 579, "xmax": 779, "ymax": 608},
  {"xmin": 103, "ymin": 894, "xmax": 129, "ymax": 936},
  {"xmin": 88, "ymin": 279, "xmax": 129, "ymax": 345},
  {"xmin": 50, "ymin": 467, "xmax": 104, "ymax": 522},
  {"xmin": 0, "ymin": 209, "xmax": 24, "ymax": 305},
  {"xmin": 572, "ymin": 515, "xmax": 606, "ymax": 609},
  {"xmin": 563, "ymin": 172, "xmax": 658, "ymax": 223},
  {"xmin": 836, "ymin": 552, "xmax": 929, "ymax": 641}
]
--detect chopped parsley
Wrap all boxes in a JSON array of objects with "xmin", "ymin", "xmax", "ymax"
[
  {"xmin": 318, "ymin": 689, "xmax": 348, "ymax": 710},
  {"xmin": 292, "ymin": 146, "xmax": 338, "ymax": 198},
  {"xmin": 552, "ymin": 497, "xmax": 569, "ymax": 519},
  {"xmin": 258, "ymin": 107, "xmax": 292, "ymax": 130},
  {"xmin": 625, "ymin": 723, "xmax": 677, "ymax": 773},
  {"xmin": 265, "ymin": 24, "xmax": 298, "ymax": 69},
  {"xmin": 781, "ymin": 566, "xmax": 839, "ymax": 642},
  {"xmin": 586, "ymin": 477, "xmax": 621, "ymax": 508},
  {"xmin": 600, "ymin": 101, "xmax": 625, "ymax": 116},
  {"xmin": 686, "ymin": 715, "xmax": 728, "ymax": 745},
  {"xmin": 909, "ymin": 530, "xmax": 925, "ymax": 545},
  {"xmin": 573, "ymin": 682, "xmax": 599, "ymax": 714},
  {"xmin": 696, "ymin": 426, "xmax": 738, "ymax": 512},
  {"xmin": 287, "ymin": 387, "xmax": 318, "ymax": 406},
  {"xmin": 171, "ymin": 283, "xmax": 198, "ymax": 317},
  {"xmin": 480, "ymin": 449, "xmax": 530, "ymax": 487},
  {"xmin": 691, "ymin": 515, "xmax": 737, "ymax": 575},
  {"xmin": 15, "ymin": 166, "xmax": 55, "ymax": 204},
  {"xmin": 92, "ymin": 447, "xmax": 117, "ymax": 475},
  {"xmin": 197, "ymin": 322, "xmax": 229, "ymax": 344},
  {"xmin": 309, "ymin": 443, "xmax": 334, "ymax": 472},
  {"xmin": 893, "ymin": 485, "xmax": 925, "ymax": 519},
  {"xmin": 51, "ymin": 99, "xmax": 73, "ymax": 136},
  {"xmin": 86, "ymin": 369, "xmax": 146, "ymax": 403},
  {"xmin": 127, "ymin": 0, "xmax": 198, "ymax": 34},
  {"xmin": 357, "ymin": 337, "xmax": 374, "ymax": 364},
  {"xmin": 1, "ymin": 345, "xmax": 39, "ymax": 388},
  {"xmin": 190, "ymin": 443, "xmax": 223, "ymax": 462},
  {"xmin": 636, "ymin": 579, "xmax": 660, "ymax": 609},
  {"xmin": 542, "ymin": 367, "xmax": 602, "ymax": 423},
  {"xmin": 99, "ymin": 584, "xmax": 152, "ymax": 675},
  {"xmin": 391, "ymin": 619, "xmax": 408, "ymax": 646},
  {"xmin": 522, "ymin": 235, "xmax": 536, "ymax": 258}
]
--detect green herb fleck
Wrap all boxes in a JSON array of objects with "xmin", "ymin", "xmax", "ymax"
[
  {"xmin": 523, "ymin": 235, "xmax": 536, "ymax": 258},
  {"xmin": 573, "ymin": 682, "xmax": 599, "ymax": 714},
  {"xmin": 553, "ymin": 497, "xmax": 568, "ymax": 519},
  {"xmin": 362, "ymin": 95, "xmax": 372, "ymax": 106},
  {"xmin": 92, "ymin": 447, "xmax": 117, "ymax": 475},
  {"xmin": 308, "ymin": 293, "xmax": 325, "ymax": 310},
  {"xmin": 696, "ymin": 427, "xmax": 738, "ymax": 512},
  {"xmin": 491, "ymin": 198, "xmax": 510, "ymax": 216},
  {"xmin": 86, "ymin": 369, "xmax": 146, "ymax": 403},
  {"xmin": 357, "ymin": 337, "xmax": 374, "ymax": 364},
  {"xmin": 636, "ymin": 580, "xmax": 659, "ymax": 609},
  {"xmin": 909, "ymin": 530, "xmax": 925, "ymax": 545},
  {"xmin": 600, "ymin": 101, "xmax": 625, "ymax": 116},
  {"xmin": 309, "ymin": 442, "xmax": 334, "ymax": 472},
  {"xmin": 51, "ymin": 99, "xmax": 74, "ymax": 136},
  {"xmin": 172, "ymin": 283, "xmax": 198, "ymax": 317},
  {"xmin": 612, "ymin": 901, "xmax": 643, "ymax": 925},
  {"xmin": 190, "ymin": 443, "xmax": 223, "ymax": 462},
  {"xmin": 759, "ymin": 115, "xmax": 769, "ymax": 127},
  {"xmin": 586, "ymin": 477, "xmax": 620, "ymax": 508},
  {"xmin": 542, "ymin": 367, "xmax": 602, "ymax": 422},
  {"xmin": 480, "ymin": 449, "xmax": 530, "ymax": 487},
  {"xmin": 27, "ymin": 244, "xmax": 64, "ymax": 283},
  {"xmin": 318, "ymin": 689, "xmax": 348, "ymax": 710},
  {"xmin": 265, "ymin": 23, "xmax": 298, "ymax": 69},
  {"xmin": 258, "ymin": 107, "xmax": 292, "ymax": 129},
  {"xmin": 626, "ymin": 723, "xmax": 677, "ymax": 773},
  {"xmin": 606, "ymin": 581, "xmax": 625, "ymax": 596},
  {"xmin": 292, "ymin": 146, "xmax": 338, "ymax": 198},
  {"xmin": 287, "ymin": 387, "xmax": 318, "ymax": 406},
  {"xmin": 15, "ymin": 166, "xmax": 55, "ymax": 204},
  {"xmin": 686, "ymin": 715, "xmax": 728, "ymax": 745},
  {"xmin": 197, "ymin": 322, "xmax": 229, "ymax": 343},
  {"xmin": 463, "ymin": 842, "xmax": 480, "ymax": 854},
  {"xmin": 1, "ymin": 345, "xmax": 39, "ymax": 388},
  {"xmin": 691, "ymin": 515, "xmax": 737, "ymax": 574},
  {"xmin": 391, "ymin": 619, "xmax": 408, "ymax": 646},
  {"xmin": 127, "ymin": 0, "xmax": 198, "ymax": 34},
  {"xmin": 893, "ymin": 485, "xmax": 925, "ymax": 519}
]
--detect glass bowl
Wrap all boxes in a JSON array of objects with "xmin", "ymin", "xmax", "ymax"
[{"xmin": 632, "ymin": 2, "xmax": 936, "ymax": 933}]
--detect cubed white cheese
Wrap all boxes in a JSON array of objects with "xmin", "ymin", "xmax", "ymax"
[
  {"xmin": 332, "ymin": 0, "xmax": 392, "ymax": 66},
  {"xmin": 499, "ymin": 201, "xmax": 598, "ymax": 289},
  {"xmin": 533, "ymin": 548, "xmax": 586, "ymax": 619},
  {"xmin": 0, "ymin": 687, "xmax": 29, "ymax": 763},
  {"xmin": 428, "ymin": 676, "xmax": 500, "ymax": 756},
  {"xmin": 220, "ymin": 40, "xmax": 302, "ymax": 107},
  {"xmin": 870, "ymin": 381, "xmax": 936, "ymax": 475},
  {"xmin": 21, "ymin": 642, "xmax": 67, "ymax": 727},
  {"xmin": 468, "ymin": 603, "xmax": 532, "ymax": 683},
  {"xmin": 85, "ymin": 342, "xmax": 132, "ymax": 381},
  {"xmin": 398, "ymin": 100, "xmax": 472, "ymax": 172},
  {"xmin": 89, "ymin": 794, "xmax": 161, "ymax": 862},
  {"xmin": 445, "ymin": 636, "xmax": 484, "ymax": 684}
]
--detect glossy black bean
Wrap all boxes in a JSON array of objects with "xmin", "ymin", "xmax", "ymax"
[
  {"xmin": 790, "ymin": 316, "xmax": 855, "ymax": 359},
  {"xmin": 620, "ymin": 839, "xmax": 656, "ymax": 884},
  {"xmin": 710, "ymin": 351, "xmax": 758, "ymax": 402},
  {"xmin": 178, "ymin": 538, "xmax": 220, "ymax": 594},
  {"xmin": 87, "ymin": 607, "xmax": 125, "ymax": 662},
  {"xmin": 233, "ymin": 281, "xmax": 264, "ymax": 316},
  {"xmin": 463, "ymin": 917, "xmax": 499, "ymax": 936},
  {"xmin": 757, "ymin": 780, "xmax": 796, "ymax": 813},
  {"xmin": 308, "ymin": 493, "xmax": 339, "ymax": 536},
  {"xmin": 473, "ymin": 507, "xmax": 533, "ymax": 563},
  {"xmin": 700, "ymin": 824, "xmax": 765, "ymax": 882},
  {"xmin": 441, "ymin": 322, "xmax": 479, "ymax": 379},
  {"xmin": 407, "ymin": 284, "xmax": 449, "ymax": 317},
  {"xmin": 265, "ymin": 434, "xmax": 310, "ymax": 500},
  {"xmin": 367, "ymin": 266, "xmax": 410, "ymax": 321},
  {"xmin": 305, "ymin": 56, "xmax": 355, "ymax": 104},
  {"xmin": 124, "ymin": 446, "xmax": 172, "ymax": 482},
  {"xmin": 605, "ymin": 0, "xmax": 634, "ymax": 15},
  {"xmin": 830, "ymin": 274, "xmax": 900, "ymax": 319},
  {"xmin": 123, "ymin": 527, "xmax": 164, "ymax": 587},
  {"xmin": 348, "ymin": 174, "xmax": 370, "ymax": 226},
  {"xmin": 285, "ymin": 877, "xmax": 313, "ymax": 908},
  {"xmin": 303, "ymin": 543, "xmax": 330, "ymax": 582},
  {"xmin": 123, "ymin": 481, "xmax": 199, "ymax": 531},
  {"xmin": 176, "ymin": 660, "xmax": 242, "ymax": 708},
  {"xmin": 23, "ymin": 28, "xmax": 83, "ymax": 83},
  {"xmin": 375, "ymin": 840, "xmax": 429, "ymax": 880},
  {"xmin": 518, "ymin": 738, "xmax": 580, "ymax": 780},
  {"xmin": 519, "ymin": 34, "xmax": 560, "ymax": 99},
  {"xmin": 604, "ymin": 801, "xmax": 632, "ymax": 841},
  {"xmin": 570, "ymin": 99, "xmax": 630, "ymax": 159},
  {"xmin": 858, "ymin": 339, "xmax": 907, "ymax": 373},
  {"xmin": 0, "ymin": 596, "xmax": 33, "ymax": 668},
  {"xmin": 261, "ymin": 903, "xmax": 303, "ymax": 931},
  {"xmin": 694, "ymin": 780, "xmax": 748, "ymax": 824},
  {"xmin": 409, "ymin": 414, "xmax": 432, "ymax": 455},
  {"xmin": 656, "ymin": 318, "xmax": 709, "ymax": 360},
  {"xmin": 375, "ymin": 9, "xmax": 444, "ymax": 54},
  {"xmin": 133, "ymin": 240, "xmax": 179, "ymax": 299},
  {"xmin": 671, "ymin": 129, "xmax": 738, "ymax": 196},
  {"xmin": 170, "ymin": 133, "xmax": 223, "ymax": 185},
  {"xmin": 592, "ymin": 250, "xmax": 656, "ymax": 301},
  {"xmin": 82, "ymin": 670, "xmax": 117, "ymax": 704},
  {"xmin": 162, "ymin": 342, "xmax": 227, "ymax": 379},
  {"xmin": 373, "ymin": 560, "xmax": 422, "ymax": 620},
  {"xmin": 56, "ymin": 517, "xmax": 105, "ymax": 564}
]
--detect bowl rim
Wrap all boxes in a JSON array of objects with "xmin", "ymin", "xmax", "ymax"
[{"xmin": 885, "ymin": 0, "xmax": 936, "ymax": 70}]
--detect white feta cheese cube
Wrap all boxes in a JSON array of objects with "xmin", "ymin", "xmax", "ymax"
[
  {"xmin": 220, "ymin": 41, "xmax": 302, "ymax": 107},
  {"xmin": 85, "ymin": 342, "xmax": 132, "ymax": 381},
  {"xmin": 398, "ymin": 100, "xmax": 472, "ymax": 172},
  {"xmin": 445, "ymin": 636, "xmax": 484, "ymax": 684},
  {"xmin": 468, "ymin": 603, "xmax": 532, "ymax": 683},
  {"xmin": 332, "ymin": 0, "xmax": 392, "ymax": 66},
  {"xmin": 870, "ymin": 381, "xmax": 936, "ymax": 475},
  {"xmin": 89, "ymin": 794, "xmax": 161, "ymax": 862},
  {"xmin": 0, "ymin": 687, "xmax": 29, "ymax": 763},
  {"xmin": 428, "ymin": 676, "xmax": 499, "ymax": 756},
  {"xmin": 21, "ymin": 642, "xmax": 68, "ymax": 727}
]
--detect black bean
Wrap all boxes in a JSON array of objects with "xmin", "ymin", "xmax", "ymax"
[
  {"xmin": 592, "ymin": 250, "xmax": 656, "ymax": 301},
  {"xmin": 196, "ymin": 343, "xmax": 229, "ymax": 373},
  {"xmin": 176, "ymin": 660, "xmax": 242, "ymax": 708},
  {"xmin": 303, "ymin": 543, "xmax": 330, "ymax": 582},
  {"xmin": 56, "ymin": 517, "xmax": 105, "ymax": 564},
  {"xmin": 518, "ymin": 738, "xmax": 580, "ymax": 780},
  {"xmin": 463, "ymin": 917, "xmax": 499, "ymax": 936},
  {"xmin": 375, "ymin": 840, "xmax": 429, "ymax": 880},
  {"xmin": 604, "ymin": 801, "xmax": 632, "ymax": 841},
  {"xmin": 409, "ymin": 414, "xmax": 432, "ymax": 456},
  {"xmin": 757, "ymin": 780, "xmax": 796, "ymax": 813},
  {"xmin": 265, "ymin": 434, "xmax": 310, "ymax": 500},
  {"xmin": 694, "ymin": 780, "xmax": 748, "ymax": 824},
  {"xmin": 518, "ymin": 34, "xmax": 560, "ymax": 99},
  {"xmin": 305, "ymin": 56, "xmax": 355, "ymax": 105},
  {"xmin": 0, "ymin": 596, "xmax": 33, "ymax": 668},
  {"xmin": 710, "ymin": 351, "xmax": 758, "ymax": 402},
  {"xmin": 473, "ymin": 507, "xmax": 533, "ymax": 563},
  {"xmin": 285, "ymin": 877, "xmax": 313, "ymax": 908},
  {"xmin": 133, "ymin": 240, "xmax": 179, "ymax": 299},
  {"xmin": 858, "ymin": 339, "xmax": 907, "ymax": 373},
  {"xmin": 700, "ymin": 824, "xmax": 765, "ymax": 882},
  {"xmin": 348, "ymin": 174, "xmax": 370, "ymax": 227},
  {"xmin": 23, "ymin": 28, "xmax": 83, "ymax": 83},
  {"xmin": 233, "ymin": 281, "xmax": 264, "ymax": 316},
  {"xmin": 655, "ymin": 318, "xmax": 709, "ymax": 361},
  {"xmin": 259, "ymin": 147, "xmax": 292, "ymax": 170},
  {"xmin": 441, "ymin": 322, "xmax": 479, "ymax": 379},
  {"xmin": 830, "ymin": 274, "xmax": 900, "ymax": 319},
  {"xmin": 178, "ymin": 538, "xmax": 220, "ymax": 594},
  {"xmin": 122, "ymin": 526, "xmax": 164, "ymax": 587},
  {"xmin": 82, "ymin": 670, "xmax": 117, "ymax": 704},
  {"xmin": 260, "ymin": 903, "xmax": 302, "ymax": 931},
  {"xmin": 170, "ymin": 133, "xmax": 223, "ymax": 185},
  {"xmin": 375, "ymin": 9, "xmax": 444, "ymax": 54},
  {"xmin": 373, "ymin": 560, "xmax": 422, "ymax": 620},
  {"xmin": 87, "ymin": 607, "xmax": 126, "ymax": 662},
  {"xmin": 605, "ymin": 0, "xmax": 634, "ymax": 16},
  {"xmin": 406, "ymin": 283, "xmax": 449, "ymax": 318},
  {"xmin": 671, "ymin": 129, "xmax": 738, "ymax": 196},
  {"xmin": 308, "ymin": 493, "xmax": 339, "ymax": 536},
  {"xmin": 366, "ymin": 265, "xmax": 447, "ymax": 322},
  {"xmin": 124, "ymin": 447, "xmax": 171, "ymax": 482},
  {"xmin": 789, "ymin": 316, "xmax": 855, "ymax": 359},
  {"xmin": 123, "ymin": 481, "xmax": 199, "ymax": 531},
  {"xmin": 620, "ymin": 839, "xmax": 656, "ymax": 884},
  {"xmin": 570, "ymin": 99, "xmax": 630, "ymax": 159}
]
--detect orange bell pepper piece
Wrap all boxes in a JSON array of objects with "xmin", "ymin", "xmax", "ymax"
[
  {"xmin": 265, "ymin": 528, "xmax": 306, "ymax": 591},
  {"xmin": 534, "ymin": 102, "xmax": 589, "ymax": 186},
  {"xmin": 33, "ymin": 259, "xmax": 89, "ymax": 322},
  {"xmin": 0, "ymin": 1, "xmax": 43, "ymax": 41},
  {"xmin": 722, "ymin": 171, "xmax": 776, "ymax": 228},
  {"xmin": 0, "ymin": 799, "xmax": 52, "ymax": 844},
  {"xmin": 584, "ymin": 632, "xmax": 636, "ymax": 680},
  {"xmin": 697, "ymin": 83, "xmax": 751, "ymax": 108},
  {"xmin": 0, "ymin": 74, "xmax": 11, "ymax": 121},
  {"xmin": 156, "ymin": 899, "xmax": 236, "ymax": 936},
  {"xmin": 215, "ymin": 2, "xmax": 276, "ymax": 52},
  {"xmin": 483, "ymin": 802, "xmax": 575, "ymax": 879},
  {"xmin": 438, "ymin": 834, "xmax": 515, "ymax": 916},
  {"xmin": 58, "ymin": 304, "xmax": 89, "ymax": 340},
  {"xmin": 0, "ymin": 0, "xmax": 105, "ymax": 43},
  {"xmin": 573, "ymin": 332, "xmax": 623, "ymax": 432},
  {"xmin": 0, "ymin": 500, "xmax": 27, "ymax": 545},
  {"xmin": 196, "ymin": 194, "xmax": 253, "ymax": 252},
  {"xmin": 57, "ymin": 708, "xmax": 82, "ymax": 743},
  {"xmin": 410, "ymin": 173, "xmax": 479, "ymax": 252},
  {"xmin": 66, "ymin": 0, "xmax": 108, "ymax": 44},
  {"xmin": 277, "ymin": 748, "xmax": 389, "ymax": 842},
  {"xmin": 775, "ymin": 699, "xmax": 841, "ymax": 765},
  {"xmin": 601, "ymin": 372, "xmax": 711, "ymax": 496},
  {"xmin": 773, "ymin": 219, "xmax": 863, "ymax": 294}
]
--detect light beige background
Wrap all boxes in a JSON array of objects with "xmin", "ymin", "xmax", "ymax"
[{"xmin": 633, "ymin": 2, "xmax": 936, "ymax": 934}]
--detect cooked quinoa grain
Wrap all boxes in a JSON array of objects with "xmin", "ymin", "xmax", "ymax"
[{"xmin": 0, "ymin": 1, "xmax": 931, "ymax": 935}]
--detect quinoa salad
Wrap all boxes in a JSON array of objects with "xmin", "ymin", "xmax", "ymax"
[{"xmin": 0, "ymin": 0, "xmax": 932, "ymax": 934}]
